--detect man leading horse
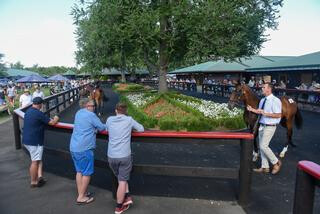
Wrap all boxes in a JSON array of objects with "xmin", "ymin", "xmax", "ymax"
[
  {"xmin": 246, "ymin": 83, "xmax": 282, "ymax": 174},
  {"xmin": 229, "ymin": 82, "xmax": 303, "ymax": 174}
]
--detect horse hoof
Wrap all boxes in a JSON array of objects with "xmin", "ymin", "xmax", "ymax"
[
  {"xmin": 252, "ymin": 152, "xmax": 259, "ymax": 162},
  {"xmin": 290, "ymin": 142, "xmax": 297, "ymax": 147}
]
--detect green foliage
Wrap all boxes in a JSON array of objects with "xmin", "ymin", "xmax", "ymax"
[
  {"xmin": 10, "ymin": 61, "xmax": 24, "ymax": 69},
  {"xmin": 73, "ymin": 0, "xmax": 283, "ymax": 92},
  {"xmin": 0, "ymin": 53, "xmax": 7, "ymax": 74},
  {"xmin": 119, "ymin": 95, "xmax": 157, "ymax": 128},
  {"xmin": 26, "ymin": 66, "xmax": 79, "ymax": 76},
  {"xmin": 113, "ymin": 83, "xmax": 147, "ymax": 93}
]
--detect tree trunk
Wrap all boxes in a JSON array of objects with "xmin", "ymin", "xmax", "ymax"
[
  {"xmin": 120, "ymin": 44, "xmax": 126, "ymax": 83},
  {"xmin": 158, "ymin": 0, "xmax": 169, "ymax": 93},
  {"xmin": 120, "ymin": 70, "xmax": 126, "ymax": 83}
]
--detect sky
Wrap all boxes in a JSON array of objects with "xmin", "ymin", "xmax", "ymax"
[{"xmin": 0, "ymin": 0, "xmax": 320, "ymax": 68}]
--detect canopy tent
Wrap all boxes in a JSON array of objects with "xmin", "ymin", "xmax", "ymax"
[
  {"xmin": 16, "ymin": 74, "xmax": 50, "ymax": 83},
  {"xmin": 48, "ymin": 74, "xmax": 69, "ymax": 82}
]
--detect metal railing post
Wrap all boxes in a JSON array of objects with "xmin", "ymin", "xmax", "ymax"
[
  {"xmin": 293, "ymin": 168, "xmax": 315, "ymax": 214},
  {"xmin": 12, "ymin": 112, "xmax": 22, "ymax": 150},
  {"xmin": 238, "ymin": 138, "xmax": 253, "ymax": 206},
  {"xmin": 63, "ymin": 93, "xmax": 66, "ymax": 109}
]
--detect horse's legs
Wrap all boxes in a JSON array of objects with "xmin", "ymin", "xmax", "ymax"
[
  {"xmin": 96, "ymin": 97, "xmax": 102, "ymax": 116},
  {"xmin": 252, "ymin": 127, "xmax": 259, "ymax": 162},
  {"xmin": 280, "ymin": 118, "xmax": 294, "ymax": 158}
]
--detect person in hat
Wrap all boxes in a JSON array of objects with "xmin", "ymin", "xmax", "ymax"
[
  {"xmin": 22, "ymin": 97, "xmax": 59, "ymax": 188},
  {"xmin": 19, "ymin": 88, "xmax": 33, "ymax": 108}
]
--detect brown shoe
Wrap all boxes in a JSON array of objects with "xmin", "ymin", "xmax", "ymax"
[
  {"xmin": 271, "ymin": 160, "xmax": 282, "ymax": 175},
  {"xmin": 253, "ymin": 168, "xmax": 270, "ymax": 173}
]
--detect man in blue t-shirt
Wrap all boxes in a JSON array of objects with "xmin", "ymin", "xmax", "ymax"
[
  {"xmin": 69, "ymin": 98, "xmax": 106, "ymax": 205},
  {"xmin": 23, "ymin": 97, "xmax": 59, "ymax": 188},
  {"xmin": 106, "ymin": 103, "xmax": 144, "ymax": 213}
]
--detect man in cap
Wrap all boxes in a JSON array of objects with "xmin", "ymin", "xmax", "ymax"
[
  {"xmin": 23, "ymin": 97, "xmax": 59, "ymax": 188},
  {"xmin": 19, "ymin": 88, "xmax": 33, "ymax": 108}
]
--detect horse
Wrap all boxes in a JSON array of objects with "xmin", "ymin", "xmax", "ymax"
[
  {"xmin": 228, "ymin": 84, "xmax": 303, "ymax": 160},
  {"xmin": 84, "ymin": 83, "xmax": 105, "ymax": 116}
]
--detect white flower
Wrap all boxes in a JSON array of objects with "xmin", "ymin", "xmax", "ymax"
[
  {"xmin": 125, "ymin": 93, "xmax": 243, "ymax": 120},
  {"xmin": 173, "ymin": 97, "xmax": 242, "ymax": 119},
  {"xmin": 126, "ymin": 93, "xmax": 155, "ymax": 107}
]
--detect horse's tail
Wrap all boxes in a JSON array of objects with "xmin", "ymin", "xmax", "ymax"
[{"xmin": 295, "ymin": 107, "xmax": 303, "ymax": 129}]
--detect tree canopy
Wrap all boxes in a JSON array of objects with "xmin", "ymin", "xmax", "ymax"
[
  {"xmin": 0, "ymin": 53, "xmax": 7, "ymax": 76},
  {"xmin": 72, "ymin": 0, "xmax": 283, "ymax": 92}
]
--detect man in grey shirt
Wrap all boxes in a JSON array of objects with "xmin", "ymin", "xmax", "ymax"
[{"xmin": 106, "ymin": 103, "xmax": 144, "ymax": 214}]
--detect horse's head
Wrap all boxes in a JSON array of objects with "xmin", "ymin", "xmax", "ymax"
[{"xmin": 228, "ymin": 84, "xmax": 246, "ymax": 109}]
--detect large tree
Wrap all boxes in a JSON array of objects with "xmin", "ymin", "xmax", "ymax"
[
  {"xmin": 73, "ymin": 0, "xmax": 283, "ymax": 92},
  {"xmin": 0, "ymin": 53, "xmax": 7, "ymax": 76}
]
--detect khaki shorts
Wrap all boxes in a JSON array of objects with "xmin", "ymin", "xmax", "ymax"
[{"xmin": 24, "ymin": 145, "xmax": 44, "ymax": 161}]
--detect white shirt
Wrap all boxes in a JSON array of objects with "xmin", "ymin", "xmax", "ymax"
[
  {"xmin": 258, "ymin": 94, "xmax": 282, "ymax": 125},
  {"xmin": 19, "ymin": 94, "xmax": 33, "ymax": 108},
  {"xmin": 7, "ymin": 87, "xmax": 15, "ymax": 97},
  {"xmin": 33, "ymin": 91, "xmax": 45, "ymax": 99},
  {"xmin": 248, "ymin": 80, "xmax": 255, "ymax": 87}
]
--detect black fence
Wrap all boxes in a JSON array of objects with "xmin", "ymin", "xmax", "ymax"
[
  {"xmin": 199, "ymin": 84, "xmax": 320, "ymax": 107},
  {"xmin": 293, "ymin": 160, "xmax": 320, "ymax": 214},
  {"xmin": 167, "ymin": 81, "xmax": 197, "ymax": 92},
  {"xmin": 12, "ymin": 84, "xmax": 87, "ymax": 150}
]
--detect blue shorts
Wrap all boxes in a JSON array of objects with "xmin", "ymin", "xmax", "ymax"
[{"xmin": 71, "ymin": 150, "xmax": 94, "ymax": 176}]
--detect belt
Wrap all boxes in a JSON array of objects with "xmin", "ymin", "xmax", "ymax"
[{"xmin": 260, "ymin": 123, "xmax": 277, "ymax": 127}]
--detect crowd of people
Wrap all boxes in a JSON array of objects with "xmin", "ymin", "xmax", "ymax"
[
  {"xmin": 165, "ymin": 75, "xmax": 320, "ymax": 103},
  {"xmin": 22, "ymin": 96, "xmax": 143, "ymax": 213},
  {"xmin": 0, "ymin": 79, "xmax": 95, "ymax": 114}
]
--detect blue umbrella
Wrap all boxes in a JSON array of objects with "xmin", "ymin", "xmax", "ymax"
[
  {"xmin": 48, "ymin": 74, "xmax": 69, "ymax": 82},
  {"xmin": 16, "ymin": 74, "xmax": 50, "ymax": 83}
]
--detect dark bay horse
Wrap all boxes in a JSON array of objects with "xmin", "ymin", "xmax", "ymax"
[
  {"xmin": 84, "ymin": 84, "xmax": 105, "ymax": 116},
  {"xmin": 228, "ymin": 84, "xmax": 303, "ymax": 160}
]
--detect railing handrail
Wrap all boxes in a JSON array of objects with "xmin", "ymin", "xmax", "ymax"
[
  {"xmin": 298, "ymin": 160, "xmax": 320, "ymax": 180},
  {"xmin": 14, "ymin": 108, "xmax": 253, "ymax": 140}
]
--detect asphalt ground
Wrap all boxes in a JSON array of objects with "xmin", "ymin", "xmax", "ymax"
[{"xmin": 2, "ymin": 85, "xmax": 319, "ymax": 214}]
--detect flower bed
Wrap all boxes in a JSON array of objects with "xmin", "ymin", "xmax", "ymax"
[
  {"xmin": 112, "ymin": 83, "xmax": 153, "ymax": 93},
  {"xmin": 119, "ymin": 91, "xmax": 246, "ymax": 131}
]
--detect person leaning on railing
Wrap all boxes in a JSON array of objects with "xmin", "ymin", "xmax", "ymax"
[
  {"xmin": 69, "ymin": 98, "xmax": 106, "ymax": 205},
  {"xmin": 22, "ymin": 97, "xmax": 59, "ymax": 188},
  {"xmin": 105, "ymin": 103, "xmax": 144, "ymax": 213}
]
